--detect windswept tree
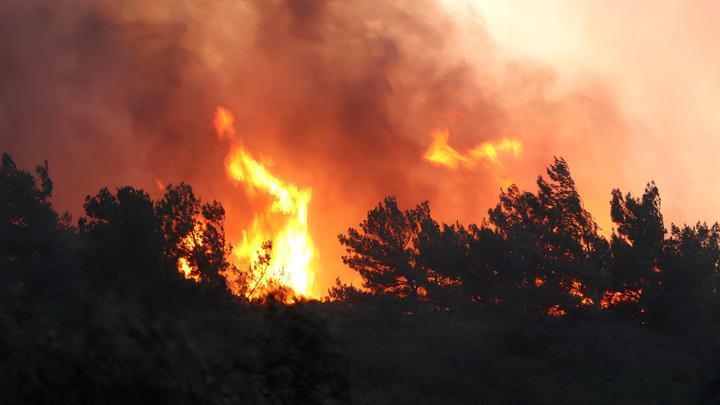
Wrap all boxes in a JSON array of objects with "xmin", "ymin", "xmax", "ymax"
[
  {"xmin": 607, "ymin": 182, "xmax": 665, "ymax": 317},
  {"xmin": 536, "ymin": 158, "xmax": 607, "ymax": 260},
  {"xmin": 488, "ymin": 157, "xmax": 608, "ymax": 312},
  {"xmin": 338, "ymin": 196, "xmax": 433, "ymax": 298},
  {"xmin": 610, "ymin": 183, "xmax": 665, "ymax": 261}
]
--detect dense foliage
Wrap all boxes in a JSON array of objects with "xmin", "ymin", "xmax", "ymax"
[
  {"xmin": 2, "ymin": 152, "xmax": 720, "ymax": 403},
  {"xmin": 339, "ymin": 157, "xmax": 720, "ymax": 332}
]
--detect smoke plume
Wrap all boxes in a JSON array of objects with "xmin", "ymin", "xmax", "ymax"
[{"xmin": 0, "ymin": 0, "xmax": 635, "ymax": 293}]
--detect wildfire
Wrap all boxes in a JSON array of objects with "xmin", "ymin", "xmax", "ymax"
[
  {"xmin": 600, "ymin": 289, "xmax": 642, "ymax": 309},
  {"xmin": 214, "ymin": 107, "xmax": 316, "ymax": 298},
  {"xmin": 543, "ymin": 280, "xmax": 642, "ymax": 317},
  {"xmin": 470, "ymin": 138, "xmax": 522, "ymax": 163},
  {"xmin": 214, "ymin": 107, "xmax": 235, "ymax": 139},
  {"xmin": 423, "ymin": 128, "xmax": 522, "ymax": 169},
  {"xmin": 547, "ymin": 305, "xmax": 566, "ymax": 317},
  {"xmin": 178, "ymin": 257, "xmax": 200, "ymax": 281},
  {"xmin": 569, "ymin": 279, "xmax": 595, "ymax": 306},
  {"xmin": 176, "ymin": 223, "xmax": 203, "ymax": 282}
]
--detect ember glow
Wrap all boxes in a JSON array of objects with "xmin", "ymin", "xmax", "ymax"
[
  {"xmin": 569, "ymin": 279, "xmax": 595, "ymax": 306},
  {"xmin": 178, "ymin": 257, "xmax": 200, "ymax": 282},
  {"xmin": 177, "ymin": 223, "xmax": 203, "ymax": 283},
  {"xmin": 600, "ymin": 289, "xmax": 642, "ymax": 309},
  {"xmin": 213, "ymin": 107, "xmax": 316, "ymax": 298}
]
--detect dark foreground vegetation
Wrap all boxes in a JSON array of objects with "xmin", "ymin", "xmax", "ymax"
[{"xmin": 2, "ymin": 152, "xmax": 720, "ymax": 404}]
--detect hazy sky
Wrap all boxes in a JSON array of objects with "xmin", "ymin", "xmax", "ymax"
[{"xmin": 473, "ymin": 0, "xmax": 720, "ymax": 229}]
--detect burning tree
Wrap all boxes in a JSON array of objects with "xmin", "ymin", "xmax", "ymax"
[
  {"xmin": 78, "ymin": 180, "xmax": 235, "ymax": 295},
  {"xmin": 213, "ymin": 107, "xmax": 317, "ymax": 299},
  {"xmin": 155, "ymin": 183, "xmax": 231, "ymax": 291}
]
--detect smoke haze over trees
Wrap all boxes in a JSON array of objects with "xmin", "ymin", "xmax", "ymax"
[
  {"xmin": 0, "ymin": 0, "xmax": 658, "ymax": 293},
  {"xmin": 3, "ymin": 0, "xmax": 720, "ymax": 403}
]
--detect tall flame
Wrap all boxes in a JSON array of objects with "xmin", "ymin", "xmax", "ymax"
[
  {"xmin": 423, "ymin": 128, "xmax": 522, "ymax": 169},
  {"xmin": 215, "ymin": 107, "xmax": 316, "ymax": 297}
]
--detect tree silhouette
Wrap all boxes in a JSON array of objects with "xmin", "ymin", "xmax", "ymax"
[
  {"xmin": 414, "ymin": 220, "xmax": 509, "ymax": 305},
  {"xmin": 657, "ymin": 222, "xmax": 720, "ymax": 331},
  {"xmin": 2, "ymin": 150, "xmax": 719, "ymax": 403},
  {"xmin": 79, "ymin": 186, "xmax": 164, "ymax": 288},
  {"xmin": 78, "ymin": 182, "xmax": 234, "ymax": 295},
  {"xmin": 414, "ymin": 220, "xmax": 472, "ymax": 299},
  {"xmin": 0, "ymin": 153, "xmax": 353, "ymax": 403},
  {"xmin": 155, "ymin": 183, "xmax": 232, "ymax": 291},
  {"xmin": 339, "ymin": 196, "xmax": 433, "ymax": 298},
  {"xmin": 488, "ymin": 158, "xmax": 607, "ymax": 312},
  {"xmin": 607, "ymin": 183, "xmax": 665, "ymax": 318},
  {"xmin": 0, "ymin": 153, "xmax": 71, "ymax": 293}
]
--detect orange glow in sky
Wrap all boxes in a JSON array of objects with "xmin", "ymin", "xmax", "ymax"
[{"xmin": 5, "ymin": 1, "xmax": 720, "ymax": 297}]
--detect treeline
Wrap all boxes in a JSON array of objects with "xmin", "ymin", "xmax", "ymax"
[
  {"xmin": 3, "ymin": 151, "xmax": 720, "ymax": 403},
  {"xmin": 0, "ymin": 153, "xmax": 349, "ymax": 404},
  {"xmin": 338, "ymin": 158, "xmax": 720, "ymax": 333}
]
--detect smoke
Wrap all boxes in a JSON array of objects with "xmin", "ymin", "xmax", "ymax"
[
  {"xmin": 0, "ymin": 0, "xmax": 634, "ymax": 293},
  {"xmin": 479, "ymin": 0, "xmax": 720, "ymax": 230}
]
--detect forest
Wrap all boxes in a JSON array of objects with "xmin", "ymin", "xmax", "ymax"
[{"xmin": 2, "ymin": 151, "xmax": 720, "ymax": 404}]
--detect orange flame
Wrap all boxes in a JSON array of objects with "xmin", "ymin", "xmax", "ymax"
[
  {"xmin": 214, "ymin": 107, "xmax": 316, "ymax": 298},
  {"xmin": 600, "ymin": 289, "xmax": 642, "ymax": 309},
  {"xmin": 569, "ymin": 279, "xmax": 595, "ymax": 306},
  {"xmin": 176, "ymin": 223, "xmax": 203, "ymax": 282},
  {"xmin": 469, "ymin": 138, "xmax": 522, "ymax": 163},
  {"xmin": 214, "ymin": 106, "xmax": 235, "ymax": 139},
  {"xmin": 423, "ymin": 129, "xmax": 473, "ymax": 169},
  {"xmin": 178, "ymin": 257, "xmax": 201, "ymax": 282},
  {"xmin": 423, "ymin": 128, "xmax": 522, "ymax": 169},
  {"xmin": 547, "ymin": 304, "xmax": 567, "ymax": 317}
]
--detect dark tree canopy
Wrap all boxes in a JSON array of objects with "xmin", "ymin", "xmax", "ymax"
[
  {"xmin": 655, "ymin": 222, "xmax": 720, "ymax": 330},
  {"xmin": 3, "ymin": 151, "xmax": 720, "ymax": 403},
  {"xmin": 339, "ymin": 196, "xmax": 433, "ymax": 298},
  {"xmin": 339, "ymin": 157, "xmax": 720, "ymax": 330},
  {"xmin": 0, "ymin": 153, "xmax": 73, "ymax": 293},
  {"xmin": 80, "ymin": 186, "xmax": 164, "ymax": 287},
  {"xmin": 77, "ymin": 182, "xmax": 234, "ymax": 293},
  {"xmin": 0, "ymin": 153, "xmax": 350, "ymax": 404},
  {"xmin": 156, "ymin": 183, "xmax": 232, "ymax": 291},
  {"xmin": 486, "ymin": 157, "xmax": 608, "ymax": 311},
  {"xmin": 606, "ymin": 183, "xmax": 666, "ymax": 318}
]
